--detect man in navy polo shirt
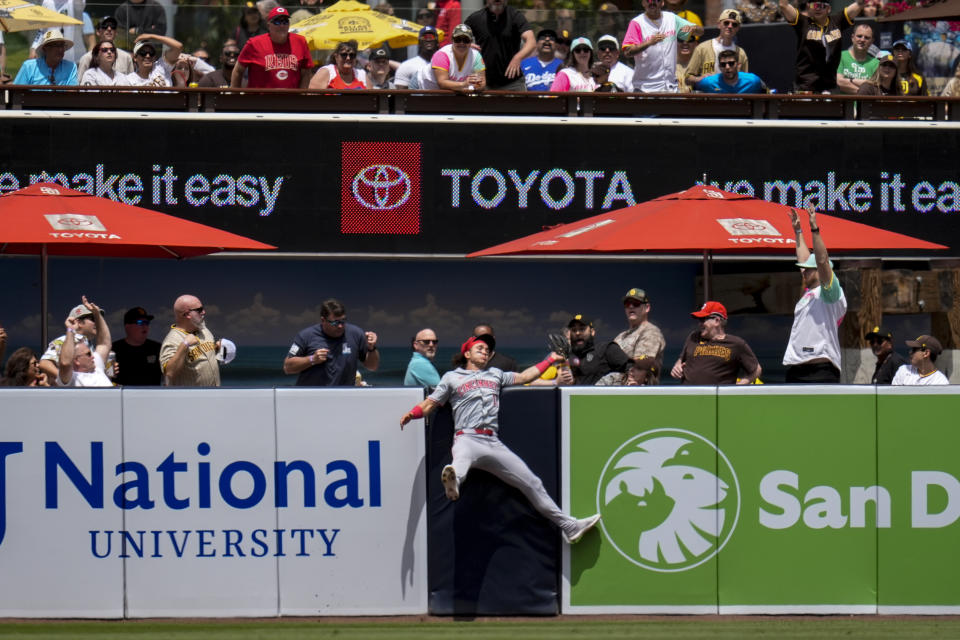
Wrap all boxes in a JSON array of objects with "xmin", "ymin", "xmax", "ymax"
[{"xmin": 284, "ymin": 298, "xmax": 380, "ymax": 386}]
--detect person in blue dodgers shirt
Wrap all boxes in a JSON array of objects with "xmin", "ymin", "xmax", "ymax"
[
  {"xmin": 693, "ymin": 49, "xmax": 766, "ymax": 93},
  {"xmin": 520, "ymin": 29, "xmax": 562, "ymax": 90},
  {"xmin": 284, "ymin": 298, "xmax": 380, "ymax": 386}
]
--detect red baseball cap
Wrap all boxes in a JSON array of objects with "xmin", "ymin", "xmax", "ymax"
[
  {"xmin": 461, "ymin": 334, "xmax": 495, "ymax": 354},
  {"xmin": 691, "ymin": 301, "xmax": 728, "ymax": 320},
  {"xmin": 268, "ymin": 6, "xmax": 290, "ymax": 21}
]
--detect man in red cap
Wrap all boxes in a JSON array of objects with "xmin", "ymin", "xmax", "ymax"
[
  {"xmin": 400, "ymin": 334, "xmax": 601, "ymax": 544},
  {"xmin": 231, "ymin": 6, "xmax": 313, "ymax": 88},
  {"xmin": 671, "ymin": 300, "xmax": 761, "ymax": 385}
]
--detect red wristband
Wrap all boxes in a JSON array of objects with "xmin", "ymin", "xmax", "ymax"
[
  {"xmin": 534, "ymin": 357, "xmax": 555, "ymax": 374},
  {"xmin": 410, "ymin": 405, "xmax": 424, "ymax": 419}
]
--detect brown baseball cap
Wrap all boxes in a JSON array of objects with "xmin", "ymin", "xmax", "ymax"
[{"xmin": 905, "ymin": 335, "xmax": 942, "ymax": 356}]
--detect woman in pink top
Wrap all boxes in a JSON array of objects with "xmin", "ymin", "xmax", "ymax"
[
  {"xmin": 419, "ymin": 23, "xmax": 485, "ymax": 91},
  {"xmin": 549, "ymin": 36, "xmax": 597, "ymax": 92}
]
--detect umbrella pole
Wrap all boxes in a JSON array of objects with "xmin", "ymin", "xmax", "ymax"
[
  {"xmin": 703, "ymin": 250, "xmax": 713, "ymax": 303},
  {"xmin": 41, "ymin": 246, "xmax": 48, "ymax": 349}
]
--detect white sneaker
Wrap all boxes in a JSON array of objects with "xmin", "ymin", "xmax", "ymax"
[
  {"xmin": 441, "ymin": 465, "xmax": 459, "ymax": 501},
  {"xmin": 562, "ymin": 513, "xmax": 601, "ymax": 544}
]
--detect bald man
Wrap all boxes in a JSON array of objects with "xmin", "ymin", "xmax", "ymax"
[{"xmin": 159, "ymin": 294, "xmax": 220, "ymax": 386}]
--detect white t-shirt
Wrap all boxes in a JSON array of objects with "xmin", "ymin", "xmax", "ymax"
[
  {"xmin": 608, "ymin": 61, "xmax": 633, "ymax": 93},
  {"xmin": 782, "ymin": 275, "xmax": 847, "ymax": 370},
  {"xmin": 81, "ymin": 66, "xmax": 131, "ymax": 86},
  {"xmin": 891, "ymin": 365, "xmax": 949, "ymax": 386},
  {"xmin": 395, "ymin": 55, "xmax": 430, "ymax": 89},
  {"xmin": 125, "ymin": 66, "xmax": 170, "ymax": 87},
  {"xmin": 57, "ymin": 351, "xmax": 113, "ymax": 387}
]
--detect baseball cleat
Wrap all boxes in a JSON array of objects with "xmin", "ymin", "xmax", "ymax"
[
  {"xmin": 441, "ymin": 465, "xmax": 460, "ymax": 501},
  {"xmin": 562, "ymin": 513, "xmax": 601, "ymax": 544}
]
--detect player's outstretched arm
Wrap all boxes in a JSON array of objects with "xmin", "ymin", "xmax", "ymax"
[
  {"xmin": 513, "ymin": 353, "xmax": 564, "ymax": 386},
  {"xmin": 401, "ymin": 398, "xmax": 438, "ymax": 429}
]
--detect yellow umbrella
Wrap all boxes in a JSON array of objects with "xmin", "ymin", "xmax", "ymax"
[
  {"xmin": 0, "ymin": 0, "xmax": 83, "ymax": 32},
  {"xmin": 291, "ymin": 0, "xmax": 438, "ymax": 51}
]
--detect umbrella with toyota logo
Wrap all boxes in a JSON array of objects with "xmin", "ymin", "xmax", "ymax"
[
  {"xmin": 467, "ymin": 184, "xmax": 947, "ymax": 298},
  {"xmin": 0, "ymin": 182, "xmax": 276, "ymax": 346}
]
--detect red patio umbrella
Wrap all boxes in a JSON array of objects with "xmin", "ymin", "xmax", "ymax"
[
  {"xmin": 467, "ymin": 184, "xmax": 948, "ymax": 298},
  {"xmin": 0, "ymin": 182, "xmax": 276, "ymax": 345}
]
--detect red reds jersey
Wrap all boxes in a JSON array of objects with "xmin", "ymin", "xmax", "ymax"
[{"xmin": 238, "ymin": 32, "xmax": 313, "ymax": 89}]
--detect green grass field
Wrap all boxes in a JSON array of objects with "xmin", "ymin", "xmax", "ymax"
[{"xmin": 2, "ymin": 618, "xmax": 960, "ymax": 640}]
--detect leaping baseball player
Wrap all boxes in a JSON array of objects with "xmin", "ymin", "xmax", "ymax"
[{"xmin": 400, "ymin": 334, "xmax": 601, "ymax": 544}]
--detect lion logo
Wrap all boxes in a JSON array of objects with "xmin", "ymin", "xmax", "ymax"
[{"xmin": 596, "ymin": 429, "xmax": 739, "ymax": 572}]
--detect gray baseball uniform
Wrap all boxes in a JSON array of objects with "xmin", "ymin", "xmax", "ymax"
[{"xmin": 429, "ymin": 367, "xmax": 577, "ymax": 533}]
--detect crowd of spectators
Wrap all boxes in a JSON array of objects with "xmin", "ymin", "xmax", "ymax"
[{"xmin": 3, "ymin": 0, "xmax": 955, "ymax": 96}]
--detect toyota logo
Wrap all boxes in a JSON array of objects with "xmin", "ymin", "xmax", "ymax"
[
  {"xmin": 730, "ymin": 220, "xmax": 768, "ymax": 231},
  {"xmin": 351, "ymin": 164, "xmax": 411, "ymax": 210},
  {"xmin": 56, "ymin": 217, "xmax": 95, "ymax": 227}
]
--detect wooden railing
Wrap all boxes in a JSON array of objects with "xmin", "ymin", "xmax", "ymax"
[{"xmin": 4, "ymin": 85, "xmax": 960, "ymax": 120}]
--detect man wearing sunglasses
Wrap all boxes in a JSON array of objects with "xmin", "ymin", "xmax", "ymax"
[
  {"xmin": 693, "ymin": 48, "xmax": 766, "ymax": 93},
  {"xmin": 595, "ymin": 34, "xmax": 633, "ymax": 92},
  {"xmin": 112, "ymin": 307, "xmax": 162, "ymax": 386},
  {"xmin": 779, "ymin": 0, "xmax": 863, "ymax": 93},
  {"xmin": 670, "ymin": 301, "xmax": 761, "ymax": 385},
  {"xmin": 864, "ymin": 326, "xmax": 906, "ymax": 385},
  {"xmin": 284, "ymin": 299, "xmax": 380, "ymax": 386},
  {"xmin": 891, "ymin": 335, "xmax": 949, "ymax": 385},
  {"xmin": 612, "ymin": 287, "xmax": 666, "ymax": 384},
  {"xmin": 684, "ymin": 9, "xmax": 749, "ymax": 88},
  {"xmin": 520, "ymin": 29, "xmax": 562, "ymax": 91},
  {"xmin": 14, "ymin": 29, "xmax": 78, "ymax": 86},
  {"xmin": 232, "ymin": 6, "xmax": 313, "ymax": 89},
  {"xmin": 77, "ymin": 16, "xmax": 134, "ymax": 78},
  {"xmin": 199, "ymin": 40, "xmax": 241, "ymax": 88},
  {"xmin": 404, "ymin": 328, "xmax": 441, "ymax": 388},
  {"xmin": 160, "ymin": 295, "xmax": 221, "ymax": 387}
]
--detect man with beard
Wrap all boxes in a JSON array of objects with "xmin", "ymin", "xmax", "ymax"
[
  {"xmin": 199, "ymin": 40, "xmax": 241, "ymax": 87},
  {"xmin": 684, "ymin": 9, "xmax": 749, "ymax": 88},
  {"xmin": 556, "ymin": 314, "xmax": 633, "ymax": 386},
  {"xmin": 520, "ymin": 29, "xmax": 562, "ymax": 90},
  {"xmin": 395, "ymin": 25, "xmax": 440, "ymax": 89},
  {"xmin": 670, "ymin": 301, "xmax": 761, "ymax": 385},
  {"xmin": 160, "ymin": 294, "xmax": 221, "ymax": 387},
  {"xmin": 865, "ymin": 326, "xmax": 907, "ymax": 385},
  {"xmin": 464, "ymin": 0, "xmax": 536, "ymax": 91}
]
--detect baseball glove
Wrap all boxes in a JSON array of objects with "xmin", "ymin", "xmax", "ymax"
[{"xmin": 547, "ymin": 332, "xmax": 571, "ymax": 359}]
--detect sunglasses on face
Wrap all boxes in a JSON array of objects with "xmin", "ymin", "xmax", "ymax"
[
  {"xmin": 453, "ymin": 36, "xmax": 472, "ymax": 44},
  {"xmin": 598, "ymin": 44, "xmax": 616, "ymax": 52},
  {"xmin": 271, "ymin": 17, "xmax": 290, "ymax": 25},
  {"xmin": 186, "ymin": 306, "xmax": 204, "ymax": 315},
  {"xmin": 132, "ymin": 319, "xmax": 150, "ymax": 326},
  {"xmin": 100, "ymin": 25, "xmax": 116, "ymax": 31},
  {"xmin": 721, "ymin": 20, "xmax": 739, "ymax": 27},
  {"xmin": 137, "ymin": 50, "xmax": 156, "ymax": 58},
  {"xmin": 719, "ymin": 60, "xmax": 737, "ymax": 68},
  {"xmin": 338, "ymin": 51, "xmax": 356, "ymax": 59},
  {"xmin": 810, "ymin": 2, "xmax": 830, "ymax": 8},
  {"xmin": 417, "ymin": 339, "xmax": 438, "ymax": 345},
  {"xmin": 325, "ymin": 318, "xmax": 346, "ymax": 327},
  {"xmin": 573, "ymin": 47, "xmax": 591, "ymax": 54},
  {"xmin": 100, "ymin": 47, "xmax": 116, "ymax": 53}
]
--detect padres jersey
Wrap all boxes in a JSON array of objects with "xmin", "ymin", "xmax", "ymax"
[{"xmin": 429, "ymin": 367, "xmax": 516, "ymax": 433}]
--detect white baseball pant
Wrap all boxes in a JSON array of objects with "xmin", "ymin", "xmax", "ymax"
[{"xmin": 449, "ymin": 433, "xmax": 576, "ymax": 532}]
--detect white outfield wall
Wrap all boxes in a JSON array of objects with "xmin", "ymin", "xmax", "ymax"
[{"xmin": 0, "ymin": 387, "xmax": 427, "ymax": 618}]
